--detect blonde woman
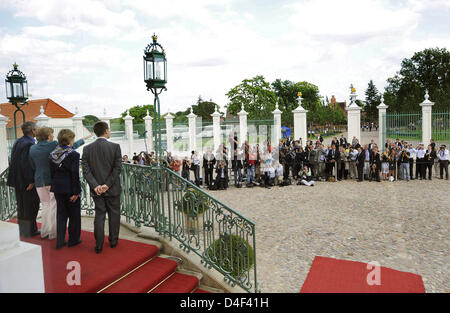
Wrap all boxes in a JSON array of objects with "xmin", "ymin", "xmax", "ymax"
[
  {"xmin": 29, "ymin": 127, "xmax": 91, "ymax": 240},
  {"xmin": 381, "ymin": 149, "xmax": 390, "ymax": 181}
]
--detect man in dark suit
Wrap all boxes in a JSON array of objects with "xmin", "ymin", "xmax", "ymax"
[
  {"xmin": 369, "ymin": 147, "xmax": 381, "ymax": 182},
  {"xmin": 7, "ymin": 121, "xmax": 40, "ymax": 237},
  {"xmin": 326, "ymin": 144, "xmax": 339, "ymax": 180},
  {"xmin": 82, "ymin": 121, "xmax": 122, "ymax": 253},
  {"xmin": 356, "ymin": 147, "xmax": 365, "ymax": 182}
]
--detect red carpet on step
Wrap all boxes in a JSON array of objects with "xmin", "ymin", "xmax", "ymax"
[
  {"xmin": 10, "ymin": 221, "xmax": 159, "ymax": 293},
  {"xmin": 300, "ymin": 256, "xmax": 425, "ymax": 293}
]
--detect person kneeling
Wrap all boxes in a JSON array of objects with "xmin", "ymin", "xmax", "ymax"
[
  {"xmin": 50, "ymin": 129, "xmax": 82, "ymax": 250},
  {"xmin": 299, "ymin": 165, "xmax": 315, "ymax": 187}
]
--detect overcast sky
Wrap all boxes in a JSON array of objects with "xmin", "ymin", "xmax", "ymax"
[{"xmin": 0, "ymin": 0, "xmax": 449, "ymax": 117}]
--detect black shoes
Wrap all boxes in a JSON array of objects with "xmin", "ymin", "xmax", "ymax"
[
  {"xmin": 110, "ymin": 241, "xmax": 118, "ymax": 248},
  {"xmin": 95, "ymin": 246, "xmax": 102, "ymax": 254},
  {"xmin": 56, "ymin": 241, "xmax": 67, "ymax": 250},
  {"xmin": 68, "ymin": 240, "xmax": 82, "ymax": 248}
]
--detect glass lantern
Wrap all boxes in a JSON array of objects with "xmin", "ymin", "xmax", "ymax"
[
  {"xmin": 5, "ymin": 63, "xmax": 28, "ymax": 102},
  {"xmin": 143, "ymin": 34, "xmax": 167, "ymax": 89}
]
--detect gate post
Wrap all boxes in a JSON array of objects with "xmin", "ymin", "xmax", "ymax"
[
  {"xmin": 346, "ymin": 88, "xmax": 362, "ymax": 144},
  {"xmin": 35, "ymin": 106, "xmax": 50, "ymax": 127},
  {"xmin": 238, "ymin": 104, "xmax": 248, "ymax": 146},
  {"xmin": 100, "ymin": 107, "xmax": 111, "ymax": 128},
  {"xmin": 72, "ymin": 107, "xmax": 85, "ymax": 140},
  {"xmin": 293, "ymin": 92, "xmax": 308, "ymax": 146},
  {"xmin": 211, "ymin": 105, "xmax": 221, "ymax": 153},
  {"xmin": 419, "ymin": 90, "xmax": 434, "ymax": 146},
  {"xmin": 124, "ymin": 110, "xmax": 134, "ymax": 156},
  {"xmin": 272, "ymin": 100, "xmax": 282, "ymax": 147},
  {"xmin": 188, "ymin": 106, "xmax": 197, "ymax": 153},
  {"xmin": 377, "ymin": 96, "xmax": 388, "ymax": 147},
  {"xmin": 165, "ymin": 112, "xmax": 174, "ymax": 153},
  {"xmin": 0, "ymin": 109, "xmax": 8, "ymax": 172}
]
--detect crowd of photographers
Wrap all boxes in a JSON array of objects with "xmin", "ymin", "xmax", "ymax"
[{"xmin": 122, "ymin": 132, "xmax": 450, "ymax": 190}]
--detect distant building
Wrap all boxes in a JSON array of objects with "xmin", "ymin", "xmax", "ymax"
[
  {"xmin": 329, "ymin": 95, "xmax": 347, "ymax": 116},
  {"xmin": 0, "ymin": 98, "xmax": 76, "ymax": 138}
]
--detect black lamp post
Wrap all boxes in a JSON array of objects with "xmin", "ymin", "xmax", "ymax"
[
  {"xmin": 144, "ymin": 34, "xmax": 167, "ymax": 165},
  {"xmin": 5, "ymin": 63, "xmax": 29, "ymax": 139}
]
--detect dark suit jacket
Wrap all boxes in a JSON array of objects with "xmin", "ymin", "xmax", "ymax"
[
  {"xmin": 50, "ymin": 150, "xmax": 81, "ymax": 195},
  {"xmin": 81, "ymin": 138, "xmax": 122, "ymax": 197},
  {"xmin": 356, "ymin": 151, "xmax": 365, "ymax": 167},
  {"xmin": 7, "ymin": 135, "xmax": 35, "ymax": 190},
  {"xmin": 327, "ymin": 149, "xmax": 340, "ymax": 163}
]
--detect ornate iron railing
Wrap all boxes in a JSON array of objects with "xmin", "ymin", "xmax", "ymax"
[
  {"xmin": 118, "ymin": 163, "xmax": 259, "ymax": 293},
  {"xmin": 0, "ymin": 168, "xmax": 17, "ymax": 221},
  {"xmin": 0, "ymin": 163, "xmax": 258, "ymax": 293}
]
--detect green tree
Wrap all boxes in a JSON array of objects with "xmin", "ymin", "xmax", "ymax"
[
  {"xmin": 192, "ymin": 96, "xmax": 219, "ymax": 121},
  {"xmin": 364, "ymin": 80, "xmax": 379, "ymax": 122},
  {"xmin": 82, "ymin": 114, "xmax": 100, "ymax": 126},
  {"xmin": 121, "ymin": 104, "xmax": 154, "ymax": 124},
  {"xmin": 226, "ymin": 75, "xmax": 277, "ymax": 120},
  {"xmin": 384, "ymin": 47, "xmax": 450, "ymax": 112}
]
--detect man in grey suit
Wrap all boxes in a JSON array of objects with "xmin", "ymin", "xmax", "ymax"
[{"xmin": 82, "ymin": 121, "xmax": 122, "ymax": 253}]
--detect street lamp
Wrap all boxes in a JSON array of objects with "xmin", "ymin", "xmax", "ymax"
[
  {"xmin": 144, "ymin": 34, "xmax": 167, "ymax": 165},
  {"xmin": 5, "ymin": 63, "xmax": 29, "ymax": 139}
]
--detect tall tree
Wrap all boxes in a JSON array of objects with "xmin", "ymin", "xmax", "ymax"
[
  {"xmin": 121, "ymin": 104, "xmax": 154, "ymax": 124},
  {"xmin": 364, "ymin": 80, "xmax": 380, "ymax": 122},
  {"xmin": 226, "ymin": 75, "xmax": 277, "ymax": 120},
  {"xmin": 384, "ymin": 47, "xmax": 450, "ymax": 112},
  {"xmin": 192, "ymin": 96, "xmax": 219, "ymax": 121}
]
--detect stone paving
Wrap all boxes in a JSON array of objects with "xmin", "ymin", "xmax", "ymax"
[
  {"xmin": 206, "ymin": 131, "xmax": 450, "ymax": 293},
  {"xmin": 208, "ymin": 178, "xmax": 450, "ymax": 293}
]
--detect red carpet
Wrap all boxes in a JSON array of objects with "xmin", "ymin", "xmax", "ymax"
[
  {"xmin": 151, "ymin": 272, "xmax": 200, "ymax": 293},
  {"xmin": 9, "ymin": 220, "xmax": 202, "ymax": 293},
  {"xmin": 300, "ymin": 256, "xmax": 426, "ymax": 293}
]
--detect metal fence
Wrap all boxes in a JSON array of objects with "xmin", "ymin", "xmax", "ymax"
[
  {"xmin": 0, "ymin": 163, "xmax": 259, "ymax": 293},
  {"xmin": 385, "ymin": 111, "xmax": 422, "ymax": 142},
  {"xmin": 432, "ymin": 111, "xmax": 450, "ymax": 144}
]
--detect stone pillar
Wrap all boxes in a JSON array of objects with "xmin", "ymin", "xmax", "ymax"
[
  {"xmin": 187, "ymin": 106, "xmax": 197, "ymax": 152},
  {"xmin": 419, "ymin": 90, "xmax": 434, "ymax": 145},
  {"xmin": 144, "ymin": 110, "xmax": 153, "ymax": 152},
  {"xmin": 123, "ymin": 110, "xmax": 134, "ymax": 156},
  {"xmin": 377, "ymin": 96, "xmax": 388, "ymax": 147},
  {"xmin": 211, "ymin": 105, "xmax": 221, "ymax": 152},
  {"xmin": 0, "ymin": 221, "xmax": 45, "ymax": 292},
  {"xmin": 35, "ymin": 106, "xmax": 50, "ymax": 127},
  {"xmin": 165, "ymin": 112, "xmax": 175, "ymax": 153},
  {"xmin": 272, "ymin": 100, "xmax": 282, "ymax": 147},
  {"xmin": 100, "ymin": 107, "xmax": 111, "ymax": 128},
  {"xmin": 238, "ymin": 105, "xmax": 248, "ymax": 146},
  {"xmin": 0, "ymin": 109, "xmax": 8, "ymax": 172},
  {"xmin": 72, "ymin": 107, "xmax": 85, "ymax": 140},
  {"xmin": 293, "ymin": 93, "xmax": 308, "ymax": 146},
  {"xmin": 346, "ymin": 88, "xmax": 362, "ymax": 143}
]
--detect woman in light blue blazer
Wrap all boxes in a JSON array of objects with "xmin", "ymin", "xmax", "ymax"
[{"xmin": 29, "ymin": 127, "xmax": 91, "ymax": 240}]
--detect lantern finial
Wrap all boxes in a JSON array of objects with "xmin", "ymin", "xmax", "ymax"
[
  {"xmin": 152, "ymin": 33, "xmax": 158, "ymax": 42},
  {"xmin": 13, "ymin": 63, "xmax": 18, "ymax": 70}
]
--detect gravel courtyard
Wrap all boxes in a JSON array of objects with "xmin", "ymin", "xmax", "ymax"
[{"xmin": 208, "ymin": 178, "xmax": 450, "ymax": 293}]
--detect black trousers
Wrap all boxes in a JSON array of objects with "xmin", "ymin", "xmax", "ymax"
[
  {"xmin": 205, "ymin": 169, "xmax": 214, "ymax": 186},
  {"xmin": 337, "ymin": 161, "xmax": 345, "ymax": 180},
  {"xmin": 15, "ymin": 187, "xmax": 40, "ymax": 237},
  {"xmin": 416, "ymin": 159, "xmax": 425, "ymax": 179},
  {"xmin": 55, "ymin": 193, "xmax": 81, "ymax": 247},
  {"xmin": 357, "ymin": 164, "xmax": 364, "ymax": 181},
  {"xmin": 426, "ymin": 162, "xmax": 433, "ymax": 179},
  {"xmin": 440, "ymin": 160, "xmax": 449, "ymax": 179},
  {"xmin": 326, "ymin": 162, "xmax": 335, "ymax": 178},
  {"xmin": 93, "ymin": 195, "xmax": 121, "ymax": 248},
  {"xmin": 409, "ymin": 159, "xmax": 414, "ymax": 178}
]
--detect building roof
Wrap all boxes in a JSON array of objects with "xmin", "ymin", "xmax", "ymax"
[
  {"xmin": 330, "ymin": 95, "xmax": 347, "ymax": 115},
  {"xmin": 0, "ymin": 98, "xmax": 74, "ymax": 129}
]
